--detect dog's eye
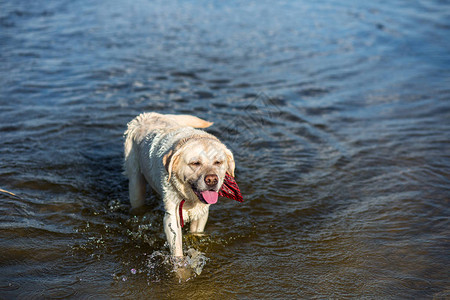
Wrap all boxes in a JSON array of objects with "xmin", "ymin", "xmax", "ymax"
[
  {"xmin": 214, "ymin": 161, "xmax": 223, "ymax": 166},
  {"xmin": 190, "ymin": 161, "xmax": 201, "ymax": 166}
]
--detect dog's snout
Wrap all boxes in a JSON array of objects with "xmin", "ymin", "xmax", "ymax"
[{"xmin": 204, "ymin": 174, "xmax": 218, "ymax": 187}]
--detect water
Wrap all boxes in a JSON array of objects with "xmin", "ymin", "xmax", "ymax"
[{"xmin": 1, "ymin": 0, "xmax": 449, "ymax": 298}]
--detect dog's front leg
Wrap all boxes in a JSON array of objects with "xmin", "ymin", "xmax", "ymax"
[
  {"xmin": 163, "ymin": 200, "xmax": 183, "ymax": 257},
  {"xmin": 190, "ymin": 207, "xmax": 209, "ymax": 233}
]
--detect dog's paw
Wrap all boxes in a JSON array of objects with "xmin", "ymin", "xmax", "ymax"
[
  {"xmin": 171, "ymin": 249, "xmax": 208, "ymax": 281},
  {"xmin": 174, "ymin": 266, "xmax": 194, "ymax": 282},
  {"xmin": 171, "ymin": 256, "xmax": 194, "ymax": 281}
]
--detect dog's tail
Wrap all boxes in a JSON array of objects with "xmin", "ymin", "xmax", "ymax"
[{"xmin": 165, "ymin": 114, "xmax": 213, "ymax": 128}]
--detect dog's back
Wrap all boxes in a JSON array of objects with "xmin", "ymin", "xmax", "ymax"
[{"xmin": 124, "ymin": 112, "xmax": 212, "ymax": 157}]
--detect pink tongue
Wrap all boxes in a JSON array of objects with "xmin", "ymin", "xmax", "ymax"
[{"xmin": 201, "ymin": 191, "xmax": 218, "ymax": 204}]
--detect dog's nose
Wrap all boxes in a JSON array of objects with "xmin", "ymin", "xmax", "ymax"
[{"xmin": 204, "ymin": 174, "xmax": 218, "ymax": 187}]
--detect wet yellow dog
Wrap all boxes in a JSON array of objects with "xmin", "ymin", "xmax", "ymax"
[{"xmin": 123, "ymin": 112, "xmax": 235, "ymax": 258}]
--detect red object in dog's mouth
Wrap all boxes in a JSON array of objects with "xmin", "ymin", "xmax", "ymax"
[
  {"xmin": 218, "ymin": 173, "xmax": 243, "ymax": 203},
  {"xmin": 194, "ymin": 190, "xmax": 218, "ymax": 204}
]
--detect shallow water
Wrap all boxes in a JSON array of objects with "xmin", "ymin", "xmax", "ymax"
[{"xmin": 1, "ymin": 0, "xmax": 449, "ymax": 298}]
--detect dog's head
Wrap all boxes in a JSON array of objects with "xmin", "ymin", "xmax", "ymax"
[{"xmin": 163, "ymin": 137, "xmax": 235, "ymax": 204}]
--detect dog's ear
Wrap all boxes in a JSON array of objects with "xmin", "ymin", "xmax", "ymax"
[
  {"xmin": 163, "ymin": 149, "xmax": 180, "ymax": 181},
  {"xmin": 225, "ymin": 148, "xmax": 235, "ymax": 177}
]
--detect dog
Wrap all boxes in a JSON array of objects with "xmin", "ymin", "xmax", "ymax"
[{"xmin": 123, "ymin": 112, "xmax": 241, "ymax": 258}]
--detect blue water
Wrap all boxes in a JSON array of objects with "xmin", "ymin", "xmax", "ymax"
[{"xmin": 1, "ymin": 0, "xmax": 449, "ymax": 298}]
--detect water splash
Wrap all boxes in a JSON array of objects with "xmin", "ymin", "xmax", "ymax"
[
  {"xmin": 149, "ymin": 248, "xmax": 209, "ymax": 282},
  {"xmin": 172, "ymin": 248, "xmax": 209, "ymax": 279},
  {"xmin": 113, "ymin": 248, "xmax": 209, "ymax": 284}
]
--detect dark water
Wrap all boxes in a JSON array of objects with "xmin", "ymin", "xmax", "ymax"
[{"xmin": 1, "ymin": 0, "xmax": 449, "ymax": 298}]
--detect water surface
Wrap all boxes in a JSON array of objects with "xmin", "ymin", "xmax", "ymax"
[{"xmin": 1, "ymin": 0, "xmax": 449, "ymax": 298}]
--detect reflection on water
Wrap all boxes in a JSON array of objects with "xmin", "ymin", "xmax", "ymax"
[{"xmin": 1, "ymin": 0, "xmax": 449, "ymax": 298}]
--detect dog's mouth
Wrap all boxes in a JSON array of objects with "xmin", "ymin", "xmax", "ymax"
[{"xmin": 191, "ymin": 186, "xmax": 219, "ymax": 204}]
